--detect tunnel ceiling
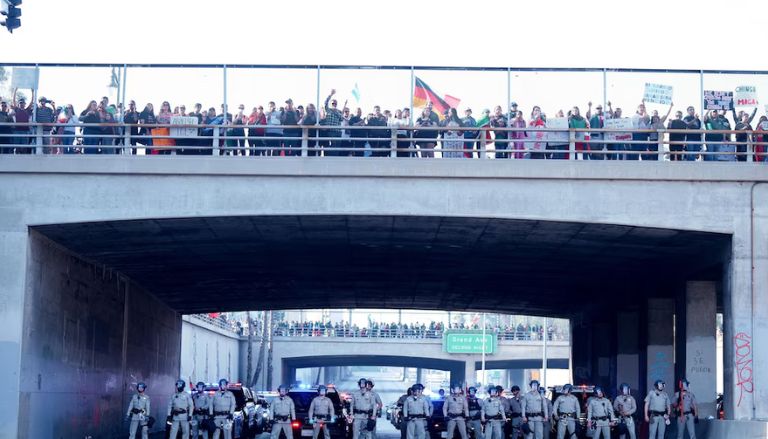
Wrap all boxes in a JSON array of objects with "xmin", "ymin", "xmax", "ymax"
[{"xmin": 33, "ymin": 215, "xmax": 729, "ymax": 316}]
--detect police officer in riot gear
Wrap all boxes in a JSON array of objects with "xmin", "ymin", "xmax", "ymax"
[
  {"xmin": 587, "ymin": 386, "xmax": 615, "ymax": 439},
  {"xmin": 211, "ymin": 379, "xmax": 236, "ymax": 439},
  {"xmin": 367, "ymin": 380, "xmax": 383, "ymax": 439},
  {"xmin": 508, "ymin": 386, "xmax": 523, "ymax": 439},
  {"xmin": 404, "ymin": 383, "xmax": 430, "ymax": 439},
  {"xmin": 614, "ymin": 383, "xmax": 637, "ymax": 439},
  {"xmin": 349, "ymin": 378, "xmax": 378, "ymax": 439},
  {"xmin": 192, "ymin": 382, "xmax": 212, "ymax": 439},
  {"xmin": 552, "ymin": 384, "xmax": 580, "ymax": 439},
  {"xmin": 644, "ymin": 380, "xmax": 671, "ymax": 439},
  {"xmin": 466, "ymin": 387, "xmax": 484, "ymax": 439},
  {"xmin": 309, "ymin": 385, "xmax": 336, "ymax": 439},
  {"xmin": 481, "ymin": 386, "xmax": 506, "ymax": 439},
  {"xmin": 167, "ymin": 379, "xmax": 194, "ymax": 439},
  {"xmin": 521, "ymin": 381, "xmax": 548, "ymax": 439},
  {"xmin": 673, "ymin": 379, "xmax": 698, "ymax": 439},
  {"xmin": 538, "ymin": 387, "xmax": 553, "ymax": 438},
  {"xmin": 271, "ymin": 384, "xmax": 297, "ymax": 439},
  {"xmin": 443, "ymin": 384, "xmax": 469, "ymax": 439},
  {"xmin": 126, "ymin": 382, "xmax": 151, "ymax": 439}
]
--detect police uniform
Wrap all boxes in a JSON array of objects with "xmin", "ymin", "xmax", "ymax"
[
  {"xmin": 270, "ymin": 395, "xmax": 297, "ymax": 439},
  {"xmin": 521, "ymin": 390, "xmax": 548, "ymax": 439},
  {"xmin": 552, "ymin": 394, "xmax": 580, "ymax": 439},
  {"xmin": 542, "ymin": 396, "xmax": 553, "ymax": 437},
  {"xmin": 673, "ymin": 391, "xmax": 697, "ymax": 439},
  {"xmin": 211, "ymin": 389, "xmax": 237, "ymax": 439},
  {"xmin": 168, "ymin": 390, "xmax": 195, "ymax": 439},
  {"xmin": 126, "ymin": 392, "xmax": 151, "ymax": 439},
  {"xmin": 403, "ymin": 393, "xmax": 430, "ymax": 439},
  {"xmin": 508, "ymin": 395, "xmax": 523, "ymax": 439},
  {"xmin": 645, "ymin": 390, "xmax": 670, "ymax": 439},
  {"xmin": 587, "ymin": 396, "xmax": 615, "ymax": 439},
  {"xmin": 192, "ymin": 391, "xmax": 212, "ymax": 439},
  {"xmin": 370, "ymin": 390, "xmax": 383, "ymax": 439},
  {"xmin": 481, "ymin": 396, "xmax": 506, "ymax": 439},
  {"xmin": 467, "ymin": 394, "xmax": 484, "ymax": 439},
  {"xmin": 613, "ymin": 394, "xmax": 637, "ymax": 439},
  {"xmin": 443, "ymin": 394, "xmax": 469, "ymax": 439},
  {"xmin": 351, "ymin": 390, "xmax": 378, "ymax": 439},
  {"xmin": 309, "ymin": 395, "xmax": 335, "ymax": 439},
  {"xmin": 396, "ymin": 394, "xmax": 410, "ymax": 439}
]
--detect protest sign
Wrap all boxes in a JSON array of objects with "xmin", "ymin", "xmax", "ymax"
[
  {"xmin": 704, "ymin": 90, "xmax": 733, "ymax": 110},
  {"xmin": 735, "ymin": 86, "xmax": 758, "ymax": 107},
  {"xmin": 11, "ymin": 68, "xmax": 39, "ymax": 89},
  {"xmin": 170, "ymin": 116, "xmax": 199, "ymax": 137},
  {"xmin": 546, "ymin": 117, "xmax": 569, "ymax": 143},
  {"xmin": 643, "ymin": 83, "xmax": 673, "ymax": 105},
  {"xmin": 604, "ymin": 118, "xmax": 633, "ymax": 142}
]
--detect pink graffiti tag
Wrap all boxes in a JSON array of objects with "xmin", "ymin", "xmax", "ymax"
[{"xmin": 733, "ymin": 332, "xmax": 754, "ymax": 407}]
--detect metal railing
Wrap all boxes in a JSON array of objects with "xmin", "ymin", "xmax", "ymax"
[
  {"xmin": 188, "ymin": 313, "xmax": 244, "ymax": 334},
  {"xmin": 272, "ymin": 326, "xmax": 569, "ymax": 341},
  {"xmin": 1, "ymin": 122, "xmax": 766, "ymax": 162}
]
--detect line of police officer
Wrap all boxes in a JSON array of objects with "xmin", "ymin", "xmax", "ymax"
[{"xmin": 392, "ymin": 378, "xmax": 698, "ymax": 439}]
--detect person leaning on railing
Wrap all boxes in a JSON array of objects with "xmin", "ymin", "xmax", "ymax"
[
  {"xmin": 733, "ymin": 107, "xmax": 758, "ymax": 162},
  {"xmin": 702, "ymin": 109, "xmax": 731, "ymax": 161}
]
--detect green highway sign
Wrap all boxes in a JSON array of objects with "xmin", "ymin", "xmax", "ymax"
[{"xmin": 443, "ymin": 331, "xmax": 496, "ymax": 354}]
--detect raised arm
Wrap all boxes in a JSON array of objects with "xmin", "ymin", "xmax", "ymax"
[
  {"xmin": 749, "ymin": 107, "xmax": 758, "ymax": 124},
  {"xmin": 661, "ymin": 102, "xmax": 673, "ymax": 123}
]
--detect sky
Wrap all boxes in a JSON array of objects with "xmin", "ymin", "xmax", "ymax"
[{"xmin": 2, "ymin": 0, "xmax": 768, "ymax": 119}]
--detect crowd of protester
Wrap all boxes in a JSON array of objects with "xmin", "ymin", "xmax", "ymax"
[
  {"xmin": 2, "ymin": 88, "xmax": 766, "ymax": 161},
  {"xmin": 271, "ymin": 319, "xmax": 569, "ymax": 341}
]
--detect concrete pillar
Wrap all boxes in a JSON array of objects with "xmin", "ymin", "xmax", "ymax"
[
  {"xmin": 571, "ymin": 321, "xmax": 593, "ymax": 385},
  {"xmin": 682, "ymin": 281, "xmax": 718, "ymax": 417},
  {"xmin": 0, "ymin": 224, "xmax": 27, "ymax": 439},
  {"xmin": 464, "ymin": 360, "xmax": 476, "ymax": 387},
  {"xmin": 416, "ymin": 368, "xmax": 423, "ymax": 384},
  {"xmin": 616, "ymin": 312, "xmax": 641, "ymax": 392},
  {"xmin": 647, "ymin": 298, "xmax": 675, "ymax": 393},
  {"xmin": 749, "ymin": 184, "xmax": 768, "ymax": 420}
]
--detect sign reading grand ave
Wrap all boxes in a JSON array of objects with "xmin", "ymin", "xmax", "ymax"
[{"xmin": 443, "ymin": 330, "xmax": 497, "ymax": 354}]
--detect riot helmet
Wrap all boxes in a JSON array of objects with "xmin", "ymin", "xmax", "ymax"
[
  {"xmin": 488, "ymin": 385, "xmax": 498, "ymax": 396},
  {"xmin": 594, "ymin": 386, "xmax": 604, "ymax": 398},
  {"xmin": 358, "ymin": 378, "xmax": 368, "ymax": 389},
  {"xmin": 196, "ymin": 381, "xmax": 206, "ymax": 392},
  {"xmin": 451, "ymin": 383, "xmax": 462, "ymax": 395},
  {"xmin": 619, "ymin": 383, "xmax": 631, "ymax": 395},
  {"xmin": 654, "ymin": 380, "xmax": 665, "ymax": 391},
  {"xmin": 136, "ymin": 382, "xmax": 147, "ymax": 392},
  {"xmin": 218, "ymin": 378, "xmax": 229, "ymax": 390},
  {"xmin": 366, "ymin": 379, "xmax": 374, "ymax": 389},
  {"xmin": 318, "ymin": 385, "xmax": 327, "ymax": 395},
  {"xmin": 529, "ymin": 380, "xmax": 540, "ymax": 391},
  {"xmin": 278, "ymin": 384, "xmax": 289, "ymax": 395},
  {"xmin": 680, "ymin": 378, "xmax": 690, "ymax": 390},
  {"xmin": 468, "ymin": 386, "xmax": 477, "ymax": 396},
  {"xmin": 175, "ymin": 379, "xmax": 186, "ymax": 392},
  {"xmin": 562, "ymin": 384, "xmax": 573, "ymax": 394},
  {"xmin": 510, "ymin": 385, "xmax": 520, "ymax": 395}
]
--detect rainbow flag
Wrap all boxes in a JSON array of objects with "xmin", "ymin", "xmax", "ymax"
[{"xmin": 413, "ymin": 77, "xmax": 452, "ymax": 119}]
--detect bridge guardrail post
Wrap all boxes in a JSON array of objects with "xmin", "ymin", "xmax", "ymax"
[
  {"xmin": 301, "ymin": 128, "xmax": 309, "ymax": 157},
  {"xmin": 213, "ymin": 127, "xmax": 220, "ymax": 156},
  {"xmin": 35, "ymin": 125, "xmax": 44, "ymax": 155},
  {"xmin": 748, "ymin": 136, "xmax": 754, "ymax": 162},
  {"xmin": 480, "ymin": 129, "xmax": 487, "ymax": 159},
  {"xmin": 658, "ymin": 129, "xmax": 664, "ymax": 161},
  {"xmin": 390, "ymin": 128, "xmax": 397, "ymax": 158},
  {"xmin": 568, "ymin": 129, "xmax": 576, "ymax": 160},
  {"xmin": 124, "ymin": 128, "xmax": 131, "ymax": 155}
]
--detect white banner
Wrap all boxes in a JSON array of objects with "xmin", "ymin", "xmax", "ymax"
[
  {"xmin": 643, "ymin": 83, "xmax": 673, "ymax": 105},
  {"xmin": 735, "ymin": 86, "xmax": 758, "ymax": 107},
  {"xmin": 546, "ymin": 117, "xmax": 569, "ymax": 143},
  {"xmin": 11, "ymin": 67, "xmax": 39, "ymax": 89},
  {"xmin": 604, "ymin": 117, "xmax": 633, "ymax": 142},
  {"xmin": 170, "ymin": 116, "xmax": 199, "ymax": 138}
]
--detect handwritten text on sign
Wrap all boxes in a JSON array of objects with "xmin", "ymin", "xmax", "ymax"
[
  {"xmin": 735, "ymin": 86, "xmax": 758, "ymax": 107},
  {"xmin": 170, "ymin": 116, "xmax": 199, "ymax": 138},
  {"xmin": 704, "ymin": 91, "xmax": 734, "ymax": 110},
  {"xmin": 604, "ymin": 118, "xmax": 633, "ymax": 142},
  {"xmin": 733, "ymin": 332, "xmax": 753, "ymax": 407},
  {"xmin": 643, "ymin": 83, "xmax": 673, "ymax": 105}
]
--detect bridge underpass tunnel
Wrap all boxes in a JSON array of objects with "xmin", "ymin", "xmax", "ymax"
[{"xmin": 15, "ymin": 215, "xmax": 743, "ymax": 438}]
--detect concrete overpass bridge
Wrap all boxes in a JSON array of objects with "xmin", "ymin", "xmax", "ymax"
[{"xmin": 1, "ymin": 156, "xmax": 767, "ymax": 438}]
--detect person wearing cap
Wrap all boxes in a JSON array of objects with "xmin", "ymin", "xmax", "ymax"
[
  {"xmin": 461, "ymin": 108, "xmax": 477, "ymax": 158},
  {"xmin": 672, "ymin": 379, "xmax": 697, "ymax": 439},
  {"xmin": 521, "ymin": 380, "xmax": 548, "ymax": 439},
  {"xmin": 0, "ymin": 100, "xmax": 14, "ymax": 154},
  {"xmin": 211, "ymin": 378, "xmax": 237, "ymax": 439},
  {"xmin": 34, "ymin": 96, "xmax": 56, "ymax": 152},
  {"xmin": 481, "ymin": 386, "xmax": 506, "ymax": 439},
  {"xmin": 126, "ymin": 382, "xmax": 151, "ymax": 439},
  {"xmin": 404, "ymin": 384, "xmax": 430, "ymax": 439},
  {"xmin": 322, "ymin": 89, "xmax": 344, "ymax": 156},
  {"xmin": 443, "ymin": 384, "xmax": 469, "ymax": 439},
  {"xmin": 644, "ymin": 380, "xmax": 671, "ymax": 439},
  {"xmin": 349, "ymin": 378, "xmax": 378, "ymax": 439},
  {"xmin": 587, "ymin": 386, "xmax": 615, "ymax": 439},
  {"xmin": 552, "ymin": 384, "xmax": 580, "ymax": 439},
  {"xmin": 192, "ymin": 381, "xmax": 212, "ymax": 439},
  {"xmin": 167, "ymin": 379, "xmax": 194, "ymax": 439},
  {"xmin": 508, "ymin": 385, "xmax": 523, "ymax": 439},
  {"xmin": 614, "ymin": 383, "xmax": 637, "ymax": 439},
  {"xmin": 280, "ymin": 99, "xmax": 301, "ymax": 156},
  {"xmin": 395, "ymin": 387, "xmax": 413, "ymax": 439},
  {"xmin": 537, "ymin": 387, "xmax": 553, "ymax": 437},
  {"xmin": 309, "ymin": 385, "xmax": 335, "ymax": 439},
  {"xmin": 270, "ymin": 384, "xmax": 296, "ymax": 439}
]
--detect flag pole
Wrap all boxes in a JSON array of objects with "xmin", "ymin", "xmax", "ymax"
[
  {"xmin": 410, "ymin": 67, "xmax": 415, "ymax": 125},
  {"xmin": 481, "ymin": 312, "xmax": 487, "ymax": 386}
]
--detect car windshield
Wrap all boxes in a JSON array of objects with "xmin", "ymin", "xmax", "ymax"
[{"xmin": 431, "ymin": 400, "xmax": 444, "ymax": 415}]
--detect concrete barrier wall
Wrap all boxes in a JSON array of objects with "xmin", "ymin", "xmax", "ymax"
[
  {"xmin": 181, "ymin": 316, "xmax": 242, "ymax": 385},
  {"xmin": 17, "ymin": 232, "xmax": 181, "ymax": 439}
]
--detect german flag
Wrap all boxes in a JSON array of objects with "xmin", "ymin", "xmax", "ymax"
[{"xmin": 413, "ymin": 77, "xmax": 451, "ymax": 120}]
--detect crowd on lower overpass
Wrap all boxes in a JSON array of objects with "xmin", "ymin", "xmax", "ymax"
[{"xmin": 1, "ymin": 89, "xmax": 767, "ymax": 161}]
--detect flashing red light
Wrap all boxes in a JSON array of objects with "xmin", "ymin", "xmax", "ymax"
[{"xmin": 292, "ymin": 421, "xmax": 301, "ymax": 429}]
